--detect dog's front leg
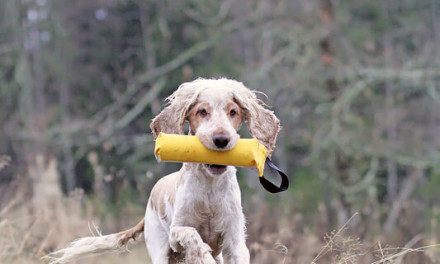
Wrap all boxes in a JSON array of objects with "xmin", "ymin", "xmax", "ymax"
[
  {"xmin": 223, "ymin": 210, "xmax": 250, "ymax": 264},
  {"xmin": 169, "ymin": 226, "xmax": 216, "ymax": 264},
  {"xmin": 214, "ymin": 252, "xmax": 224, "ymax": 264},
  {"xmin": 223, "ymin": 241, "xmax": 250, "ymax": 264}
]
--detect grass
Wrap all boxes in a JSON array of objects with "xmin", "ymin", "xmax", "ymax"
[{"xmin": 0, "ymin": 155, "xmax": 439, "ymax": 264}]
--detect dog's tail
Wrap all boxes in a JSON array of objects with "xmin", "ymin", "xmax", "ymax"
[{"xmin": 43, "ymin": 218, "xmax": 145, "ymax": 264}]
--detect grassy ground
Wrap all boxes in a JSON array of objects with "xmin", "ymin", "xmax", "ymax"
[
  {"xmin": 0, "ymin": 157, "xmax": 438, "ymax": 264},
  {"xmin": 1, "ymin": 192, "xmax": 438, "ymax": 264}
]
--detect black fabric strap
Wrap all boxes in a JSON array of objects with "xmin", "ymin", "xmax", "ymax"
[{"xmin": 259, "ymin": 158, "xmax": 289, "ymax": 193}]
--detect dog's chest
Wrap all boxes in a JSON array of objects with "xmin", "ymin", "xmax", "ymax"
[
  {"xmin": 191, "ymin": 195, "xmax": 231, "ymax": 255},
  {"xmin": 197, "ymin": 219, "xmax": 223, "ymax": 257}
]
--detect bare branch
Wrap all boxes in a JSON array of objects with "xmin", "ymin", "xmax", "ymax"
[
  {"xmin": 383, "ymin": 168, "xmax": 424, "ymax": 234},
  {"xmin": 115, "ymin": 78, "xmax": 166, "ymax": 130}
]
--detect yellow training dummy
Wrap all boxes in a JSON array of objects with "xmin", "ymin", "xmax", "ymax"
[
  {"xmin": 154, "ymin": 132, "xmax": 289, "ymax": 193},
  {"xmin": 154, "ymin": 132, "xmax": 268, "ymax": 177}
]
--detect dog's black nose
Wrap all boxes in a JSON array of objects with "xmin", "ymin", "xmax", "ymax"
[{"xmin": 213, "ymin": 134, "xmax": 230, "ymax": 149}]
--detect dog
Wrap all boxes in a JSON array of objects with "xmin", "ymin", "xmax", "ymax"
[{"xmin": 46, "ymin": 78, "xmax": 280, "ymax": 264}]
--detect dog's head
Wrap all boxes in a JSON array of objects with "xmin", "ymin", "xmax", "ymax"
[{"xmin": 150, "ymin": 78, "xmax": 280, "ymax": 175}]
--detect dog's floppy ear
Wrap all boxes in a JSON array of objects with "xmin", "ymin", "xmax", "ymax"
[
  {"xmin": 150, "ymin": 81, "xmax": 200, "ymax": 138},
  {"xmin": 150, "ymin": 101, "xmax": 187, "ymax": 137},
  {"xmin": 246, "ymin": 104, "xmax": 280, "ymax": 156},
  {"xmin": 232, "ymin": 83, "xmax": 281, "ymax": 156}
]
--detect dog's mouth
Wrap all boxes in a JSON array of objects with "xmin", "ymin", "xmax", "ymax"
[{"xmin": 205, "ymin": 164, "xmax": 227, "ymax": 175}]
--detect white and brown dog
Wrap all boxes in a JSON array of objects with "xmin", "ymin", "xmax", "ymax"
[{"xmin": 47, "ymin": 78, "xmax": 280, "ymax": 264}]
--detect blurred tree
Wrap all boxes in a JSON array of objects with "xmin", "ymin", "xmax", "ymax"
[{"xmin": 0, "ymin": 0, "xmax": 440, "ymax": 250}]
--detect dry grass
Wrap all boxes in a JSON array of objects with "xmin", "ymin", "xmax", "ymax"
[
  {"xmin": 1, "ymin": 196, "xmax": 438, "ymax": 264},
  {"xmin": 0, "ymin": 156, "xmax": 439, "ymax": 264},
  {"xmin": 311, "ymin": 213, "xmax": 363, "ymax": 264},
  {"xmin": 0, "ymin": 155, "xmax": 149, "ymax": 264},
  {"xmin": 246, "ymin": 208, "xmax": 440, "ymax": 264},
  {"xmin": 0, "ymin": 185, "xmax": 150, "ymax": 264},
  {"xmin": 308, "ymin": 213, "xmax": 440, "ymax": 264}
]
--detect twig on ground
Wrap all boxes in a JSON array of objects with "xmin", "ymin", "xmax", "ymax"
[{"xmin": 370, "ymin": 244, "xmax": 440, "ymax": 264}]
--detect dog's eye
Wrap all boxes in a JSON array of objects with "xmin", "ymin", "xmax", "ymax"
[
  {"xmin": 198, "ymin": 109, "xmax": 208, "ymax": 117},
  {"xmin": 230, "ymin": 109, "xmax": 237, "ymax": 117}
]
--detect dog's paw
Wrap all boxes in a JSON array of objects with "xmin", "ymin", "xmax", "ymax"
[{"xmin": 186, "ymin": 242, "xmax": 216, "ymax": 264}]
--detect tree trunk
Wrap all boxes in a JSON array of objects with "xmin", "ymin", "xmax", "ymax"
[
  {"xmin": 382, "ymin": 0, "xmax": 398, "ymax": 204},
  {"xmin": 319, "ymin": 0, "xmax": 351, "ymax": 227}
]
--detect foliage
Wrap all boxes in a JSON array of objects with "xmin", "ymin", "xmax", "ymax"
[{"xmin": 1, "ymin": 0, "xmax": 440, "ymax": 262}]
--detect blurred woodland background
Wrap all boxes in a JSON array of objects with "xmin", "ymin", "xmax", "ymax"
[{"xmin": 1, "ymin": 0, "xmax": 440, "ymax": 263}]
